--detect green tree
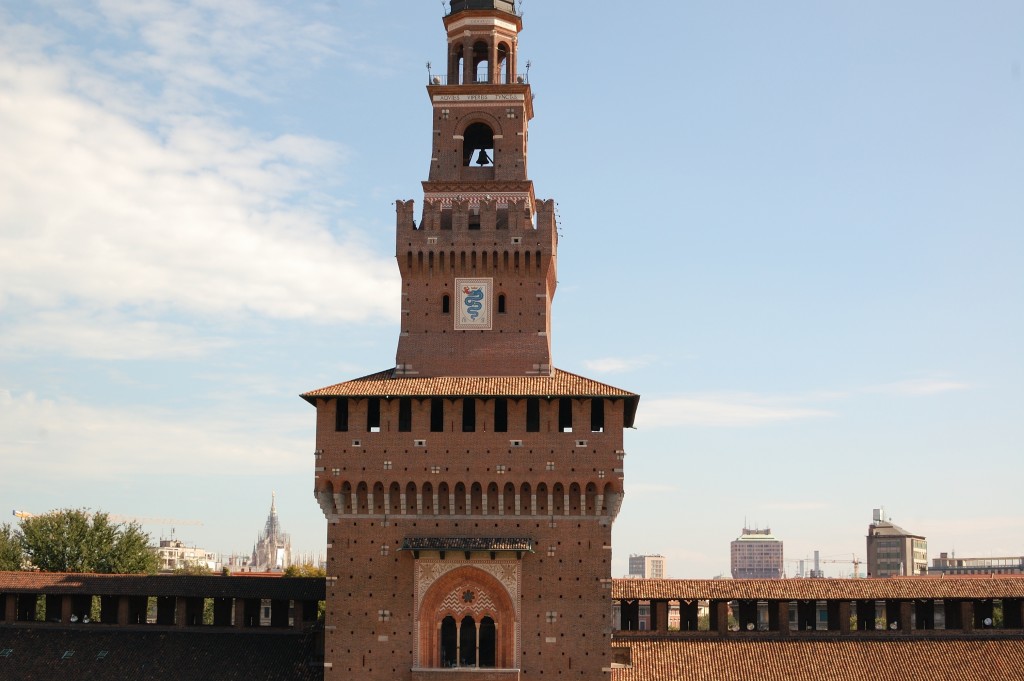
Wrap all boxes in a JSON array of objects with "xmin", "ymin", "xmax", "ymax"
[
  {"xmin": 283, "ymin": 562, "xmax": 326, "ymax": 577},
  {"xmin": 0, "ymin": 523, "xmax": 23, "ymax": 570},
  {"xmin": 19, "ymin": 509, "xmax": 158, "ymax": 574}
]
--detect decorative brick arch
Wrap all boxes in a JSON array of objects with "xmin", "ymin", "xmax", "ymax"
[{"xmin": 416, "ymin": 564, "xmax": 517, "ymax": 669}]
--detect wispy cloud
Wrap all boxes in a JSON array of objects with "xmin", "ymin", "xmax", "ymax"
[
  {"xmin": 0, "ymin": 310, "xmax": 231, "ymax": 360},
  {"xmin": 0, "ymin": 390, "xmax": 307, "ymax": 478},
  {"xmin": 582, "ymin": 356, "xmax": 654, "ymax": 373},
  {"xmin": 0, "ymin": 2, "xmax": 399, "ymax": 359},
  {"xmin": 637, "ymin": 394, "xmax": 832, "ymax": 428}
]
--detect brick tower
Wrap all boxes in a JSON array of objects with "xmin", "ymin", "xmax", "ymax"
[{"xmin": 303, "ymin": 2, "xmax": 639, "ymax": 678}]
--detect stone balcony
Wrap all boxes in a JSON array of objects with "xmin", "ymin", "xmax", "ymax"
[{"xmin": 412, "ymin": 668, "xmax": 521, "ymax": 681}]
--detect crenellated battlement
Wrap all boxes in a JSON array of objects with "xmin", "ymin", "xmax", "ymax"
[{"xmin": 395, "ymin": 197, "xmax": 557, "ymax": 255}]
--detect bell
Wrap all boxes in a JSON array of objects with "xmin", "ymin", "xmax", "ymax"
[{"xmin": 475, "ymin": 149, "xmax": 491, "ymax": 166}]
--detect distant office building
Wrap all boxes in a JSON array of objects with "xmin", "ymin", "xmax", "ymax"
[
  {"xmin": 929, "ymin": 552, "xmax": 1023, "ymax": 576},
  {"xmin": 250, "ymin": 493, "xmax": 292, "ymax": 572},
  {"xmin": 628, "ymin": 554, "xmax": 666, "ymax": 579},
  {"xmin": 731, "ymin": 528, "xmax": 784, "ymax": 579},
  {"xmin": 154, "ymin": 537, "xmax": 220, "ymax": 573},
  {"xmin": 866, "ymin": 508, "xmax": 927, "ymax": 577}
]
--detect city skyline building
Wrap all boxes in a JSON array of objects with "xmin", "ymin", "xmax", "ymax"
[
  {"xmin": 628, "ymin": 554, "xmax": 666, "ymax": 579},
  {"xmin": 866, "ymin": 508, "xmax": 928, "ymax": 577},
  {"xmin": 302, "ymin": 2, "xmax": 638, "ymax": 677},
  {"xmin": 929, "ymin": 552, "xmax": 1023, "ymax": 576},
  {"xmin": 731, "ymin": 527, "xmax": 784, "ymax": 579}
]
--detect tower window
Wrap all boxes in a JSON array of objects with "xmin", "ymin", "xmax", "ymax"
[
  {"xmin": 462, "ymin": 398, "xmax": 476, "ymax": 432},
  {"xmin": 590, "ymin": 398, "xmax": 605, "ymax": 433},
  {"xmin": 526, "ymin": 398, "xmax": 540, "ymax": 432},
  {"xmin": 442, "ymin": 294, "xmax": 451, "ymax": 314},
  {"xmin": 498, "ymin": 294, "xmax": 506, "ymax": 314},
  {"xmin": 335, "ymin": 399, "xmax": 349, "ymax": 432},
  {"xmin": 367, "ymin": 398, "xmax": 381, "ymax": 433},
  {"xmin": 431, "ymin": 398, "xmax": 445, "ymax": 432},
  {"xmin": 494, "ymin": 398, "xmax": 508, "ymax": 432},
  {"xmin": 558, "ymin": 398, "xmax": 573, "ymax": 432},
  {"xmin": 398, "ymin": 398, "xmax": 412, "ymax": 432}
]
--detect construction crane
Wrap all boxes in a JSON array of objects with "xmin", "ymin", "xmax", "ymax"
[
  {"xmin": 12, "ymin": 510, "xmax": 202, "ymax": 527},
  {"xmin": 786, "ymin": 552, "xmax": 863, "ymax": 578},
  {"xmin": 818, "ymin": 554, "xmax": 863, "ymax": 578}
]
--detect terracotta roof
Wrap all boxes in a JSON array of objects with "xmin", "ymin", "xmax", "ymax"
[
  {"xmin": 400, "ymin": 537, "xmax": 534, "ymax": 552},
  {"xmin": 301, "ymin": 368, "xmax": 639, "ymax": 425},
  {"xmin": 0, "ymin": 628, "xmax": 322, "ymax": 681},
  {"xmin": 612, "ymin": 577, "xmax": 1024, "ymax": 601},
  {"xmin": 613, "ymin": 639, "xmax": 1024, "ymax": 681},
  {"xmin": 0, "ymin": 572, "xmax": 324, "ymax": 601}
]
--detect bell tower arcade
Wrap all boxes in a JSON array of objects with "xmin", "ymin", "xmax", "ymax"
[{"xmin": 305, "ymin": 3, "xmax": 638, "ymax": 680}]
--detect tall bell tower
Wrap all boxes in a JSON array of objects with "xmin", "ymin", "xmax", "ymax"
[
  {"xmin": 304, "ymin": 3, "xmax": 638, "ymax": 679},
  {"xmin": 396, "ymin": 0, "xmax": 554, "ymax": 378}
]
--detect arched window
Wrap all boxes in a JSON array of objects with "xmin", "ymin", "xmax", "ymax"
[
  {"xmin": 460, "ymin": 615, "xmax": 477, "ymax": 666},
  {"xmin": 463, "ymin": 123, "xmax": 494, "ymax": 167},
  {"xmin": 498, "ymin": 294, "xmax": 506, "ymax": 314},
  {"xmin": 440, "ymin": 616, "xmax": 458, "ymax": 667},
  {"xmin": 442, "ymin": 294, "xmax": 451, "ymax": 314},
  {"xmin": 479, "ymin": 616, "xmax": 497, "ymax": 667}
]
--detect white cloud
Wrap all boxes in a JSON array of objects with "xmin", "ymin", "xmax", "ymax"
[
  {"xmin": 637, "ymin": 394, "xmax": 831, "ymax": 428},
  {"xmin": 0, "ymin": 389, "xmax": 306, "ymax": 479},
  {"xmin": 0, "ymin": 309, "xmax": 231, "ymax": 360},
  {"xmin": 0, "ymin": 6, "xmax": 400, "ymax": 353},
  {"xmin": 582, "ymin": 356, "xmax": 654, "ymax": 373}
]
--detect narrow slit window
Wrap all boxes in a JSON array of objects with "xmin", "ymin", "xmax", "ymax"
[
  {"xmin": 398, "ymin": 398, "xmax": 412, "ymax": 432},
  {"xmin": 462, "ymin": 398, "xmax": 476, "ymax": 432},
  {"xmin": 526, "ymin": 398, "xmax": 540, "ymax": 432},
  {"xmin": 442, "ymin": 294, "xmax": 451, "ymax": 314},
  {"xmin": 558, "ymin": 398, "xmax": 573, "ymax": 432},
  {"xmin": 498, "ymin": 294, "xmax": 506, "ymax": 314},
  {"xmin": 494, "ymin": 398, "xmax": 508, "ymax": 433},
  {"xmin": 335, "ymin": 399, "xmax": 349, "ymax": 432},
  {"xmin": 367, "ymin": 398, "xmax": 381, "ymax": 433},
  {"xmin": 590, "ymin": 398, "xmax": 605, "ymax": 433},
  {"xmin": 431, "ymin": 398, "xmax": 445, "ymax": 433}
]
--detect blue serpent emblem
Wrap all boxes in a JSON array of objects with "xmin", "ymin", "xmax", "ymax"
[{"xmin": 463, "ymin": 287, "xmax": 485, "ymax": 320}]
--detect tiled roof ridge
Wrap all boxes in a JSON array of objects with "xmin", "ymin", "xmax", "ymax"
[
  {"xmin": 301, "ymin": 366, "xmax": 638, "ymax": 399},
  {"xmin": 612, "ymin": 576, "xmax": 1024, "ymax": 600}
]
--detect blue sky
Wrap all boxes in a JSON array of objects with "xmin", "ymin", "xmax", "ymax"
[{"xmin": 1, "ymin": 0, "xmax": 1021, "ymax": 577}]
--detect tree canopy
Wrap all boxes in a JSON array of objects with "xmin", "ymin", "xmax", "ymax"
[
  {"xmin": 0, "ymin": 523, "xmax": 22, "ymax": 571},
  {"xmin": 18, "ymin": 509, "xmax": 158, "ymax": 574},
  {"xmin": 283, "ymin": 562, "xmax": 326, "ymax": 578}
]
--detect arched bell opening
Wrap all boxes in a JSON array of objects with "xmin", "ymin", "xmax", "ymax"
[
  {"xmin": 497, "ymin": 42, "xmax": 512, "ymax": 83},
  {"xmin": 448, "ymin": 43, "xmax": 464, "ymax": 84},
  {"xmin": 463, "ymin": 122, "xmax": 494, "ymax": 168},
  {"xmin": 472, "ymin": 41, "xmax": 490, "ymax": 83}
]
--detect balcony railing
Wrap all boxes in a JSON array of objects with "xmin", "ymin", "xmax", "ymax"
[{"xmin": 427, "ymin": 73, "xmax": 528, "ymax": 86}]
